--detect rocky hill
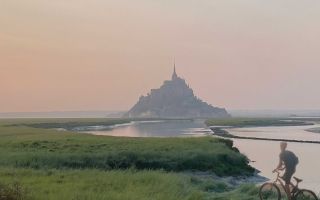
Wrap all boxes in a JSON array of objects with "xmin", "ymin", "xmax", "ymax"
[{"xmin": 124, "ymin": 67, "xmax": 230, "ymax": 118}]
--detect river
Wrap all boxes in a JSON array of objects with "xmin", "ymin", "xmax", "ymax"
[
  {"xmin": 82, "ymin": 119, "xmax": 211, "ymax": 137},
  {"xmin": 78, "ymin": 119, "xmax": 320, "ymax": 194},
  {"xmin": 228, "ymin": 125, "xmax": 320, "ymax": 194}
]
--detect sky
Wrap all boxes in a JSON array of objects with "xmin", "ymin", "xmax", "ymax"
[{"xmin": 1, "ymin": 0, "xmax": 320, "ymax": 112}]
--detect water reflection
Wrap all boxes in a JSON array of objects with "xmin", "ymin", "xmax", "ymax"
[
  {"xmin": 79, "ymin": 120, "xmax": 320, "ymax": 193},
  {"xmin": 84, "ymin": 119, "xmax": 211, "ymax": 137},
  {"xmin": 228, "ymin": 125, "xmax": 320, "ymax": 141}
]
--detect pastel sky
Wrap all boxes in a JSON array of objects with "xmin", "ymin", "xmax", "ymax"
[{"xmin": 1, "ymin": 0, "xmax": 320, "ymax": 112}]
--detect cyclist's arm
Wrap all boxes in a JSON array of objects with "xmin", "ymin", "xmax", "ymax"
[{"xmin": 273, "ymin": 158, "xmax": 284, "ymax": 172}]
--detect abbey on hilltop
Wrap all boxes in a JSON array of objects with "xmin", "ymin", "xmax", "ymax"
[{"xmin": 124, "ymin": 65, "xmax": 230, "ymax": 118}]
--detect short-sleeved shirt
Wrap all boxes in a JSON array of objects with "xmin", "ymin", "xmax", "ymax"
[{"xmin": 279, "ymin": 150, "xmax": 298, "ymax": 169}]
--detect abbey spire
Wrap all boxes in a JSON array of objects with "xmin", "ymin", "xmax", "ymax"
[{"xmin": 172, "ymin": 62, "xmax": 178, "ymax": 80}]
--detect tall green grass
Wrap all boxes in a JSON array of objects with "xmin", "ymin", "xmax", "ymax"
[
  {"xmin": 0, "ymin": 168, "xmax": 262, "ymax": 200},
  {"xmin": 0, "ymin": 168, "xmax": 198, "ymax": 200},
  {"xmin": 0, "ymin": 122, "xmax": 254, "ymax": 176},
  {"xmin": 0, "ymin": 119, "xmax": 260, "ymax": 200},
  {"xmin": 0, "ymin": 181, "xmax": 28, "ymax": 200}
]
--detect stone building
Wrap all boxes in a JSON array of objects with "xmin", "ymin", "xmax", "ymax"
[{"xmin": 124, "ymin": 65, "xmax": 230, "ymax": 118}]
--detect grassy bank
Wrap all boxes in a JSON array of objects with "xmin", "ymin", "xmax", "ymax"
[
  {"xmin": 206, "ymin": 118, "xmax": 313, "ymax": 127},
  {"xmin": 2, "ymin": 118, "xmax": 131, "ymax": 131},
  {"xmin": 307, "ymin": 127, "xmax": 320, "ymax": 133},
  {"xmin": 0, "ymin": 120, "xmax": 254, "ymax": 176},
  {"xmin": 0, "ymin": 118, "xmax": 257, "ymax": 199},
  {"xmin": 0, "ymin": 168, "xmax": 261, "ymax": 200},
  {"xmin": 0, "ymin": 168, "xmax": 198, "ymax": 200},
  {"xmin": 207, "ymin": 118, "xmax": 320, "ymax": 144}
]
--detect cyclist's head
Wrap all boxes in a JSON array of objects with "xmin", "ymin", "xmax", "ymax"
[{"xmin": 280, "ymin": 142, "xmax": 287, "ymax": 151}]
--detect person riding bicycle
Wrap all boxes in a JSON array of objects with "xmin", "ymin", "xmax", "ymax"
[{"xmin": 273, "ymin": 142, "xmax": 299, "ymax": 200}]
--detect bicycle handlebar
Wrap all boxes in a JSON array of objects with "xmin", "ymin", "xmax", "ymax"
[{"xmin": 273, "ymin": 170, "xmax": 281, "ymax": 180}]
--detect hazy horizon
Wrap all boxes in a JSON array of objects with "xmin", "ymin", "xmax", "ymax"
[
  {"xmin": 1, "ymin": 109, "xmax": 320, "ymax": 119},
  {"xmin": 1, "ymin": 0, "xmax": 320, "ymax": 112},
  {"xmin": 0, "ymin": 109, "xmax": 320, "ymax": 119}
]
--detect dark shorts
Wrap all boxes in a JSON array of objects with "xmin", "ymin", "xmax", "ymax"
[{"xmin": 282, "ymin": 167, "xmax": 296, "ymax": 184}]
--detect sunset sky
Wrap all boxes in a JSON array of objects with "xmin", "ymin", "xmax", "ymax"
[{"xmin": 1, "ymin": 0, "xmax": 320, "ymax": 112}]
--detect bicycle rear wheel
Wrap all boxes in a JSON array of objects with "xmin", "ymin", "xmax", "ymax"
[
  {"xmin": 259, "ymin": 183, "xmax": 281, "ymax": 200},
  {"xmin": 294, "ymin": 189, "xmax": 318, "ymax": 200}
]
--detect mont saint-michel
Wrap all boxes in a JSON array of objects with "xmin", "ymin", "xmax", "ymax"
[{"xmin": 124, "ymin": 66, "xmax": 230, "ymax": 118}]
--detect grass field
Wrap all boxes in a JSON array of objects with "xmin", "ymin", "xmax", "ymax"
[
  {"xmin": 0, "ymin": 118, "xmax": 259, "ymax": 200},
  {"xmin": 0, "ymin": 168, "xmax": 261, "ymax": 200}
]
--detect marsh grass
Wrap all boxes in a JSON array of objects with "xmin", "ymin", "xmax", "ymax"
[
  {"xmin": 0, "ymin": 168, "xmax": 263, "ymax": 200},
  {"xmin": 0, "ymin": 168, "xmax": 197, "ymax": 200},
  {"xmin": 0, "ymin": 120, "xmax": 254, "ymax": 176},
  {"xmin": 0, "ymin": 181, "xmax": 29, "ymax": 200},
  {"xmin": 0, "ymin": 119, "xmax": 260, "ymax": 199}
]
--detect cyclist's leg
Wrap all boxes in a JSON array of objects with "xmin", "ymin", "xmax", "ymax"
[
  {"xmin": 282, "ymin": 168, "xmax": 295, "ymax": 200},
  {"xmin": 284, "ymin": 183, "xmax": 291, "ymax": 200}
]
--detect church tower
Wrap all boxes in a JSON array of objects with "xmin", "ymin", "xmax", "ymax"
[{"xmin": 172, "ymin": 62, "xmax": 178, "ymax": 80}]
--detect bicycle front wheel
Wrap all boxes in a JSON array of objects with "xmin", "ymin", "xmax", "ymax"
[
  {"xmin": 294, "ymin": 189, "xmax": 318, "ymax": 200},
  {"xmin": 259, "ymin": 183, "xmax": 281, "ymax": 200}
]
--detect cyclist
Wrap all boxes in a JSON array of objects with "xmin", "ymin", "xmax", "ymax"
[{"xmin": 273, "ymin": 142, "xmax": 299, "ymax": 200}]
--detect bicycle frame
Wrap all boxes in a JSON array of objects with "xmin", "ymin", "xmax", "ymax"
[
  {"xmin": 260, "ymin": 171, "xmax": 318, "ymax": 200},
  {"xmin": 273, "ymin": 170, "xmax": 300, "ymax": 198}
]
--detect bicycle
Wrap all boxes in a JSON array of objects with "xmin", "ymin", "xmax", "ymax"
[{"xmin": 259, "ymin": 170, "xmax": 318, "ymax": 200}]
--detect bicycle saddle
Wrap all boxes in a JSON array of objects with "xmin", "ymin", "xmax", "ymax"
[{"xmin": 293, "ymin": 177, "xmax": 303, "ymax": 183}]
